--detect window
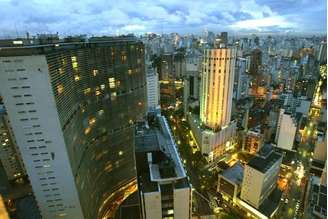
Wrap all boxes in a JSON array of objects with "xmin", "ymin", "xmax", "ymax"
[
  {"xmin": 58, "ymin": 68, "xmax": 64, "ymax": 75},
  {"xmin": 92, "ymin": 69, "xmax": 98, "ymax": 76},
  {"xmin": 57, "ymin": 84, "xmax": 64, "ymax": 94},
  {"xmin": 108, "ymin": 78, "xmax": 115, "ymax": 88},
  {"xmin": 84, "ymin": 88, "xmax": 91, "ymax": 95}
]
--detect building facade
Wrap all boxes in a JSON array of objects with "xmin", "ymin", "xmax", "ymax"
[
  {"xmin": 200, "ymin": 47, "xmax": 236, "ymax": 130},
  {"xmin": 244, "ymin": 127, "xmax": 264, "ymax": 154},
  {"xmin": 275, "ymin": 109, "xmax": 297, "ymax": 151},
  {"xmin": 146, "ymin": 66, "xmax": 160, "ymax": 111},
  {"xmin": 0, "ymin": 37, "xmax": 146, "ymax": 219},
  {"xmin": 240, "ymin": 145, "xmax": 282, "ymax": 209}
]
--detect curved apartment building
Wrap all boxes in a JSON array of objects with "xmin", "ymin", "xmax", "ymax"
[{"xmin": 0, "ymin": 37, "xmax": 146, "ymax": 219}]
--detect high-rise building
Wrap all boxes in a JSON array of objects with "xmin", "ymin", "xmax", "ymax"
[
  {"xmin": 135, "ymin": 114, "xmax": 192, "ymax": 219},
  {"xmin": 240, "ymin": 144, "xmax": 282, "ymax": 209},
  {"xmin": 146, "ymin": 66, "xmax": 160, "ymax": 112},
  {"xmin": 187, "ymin": 45, "xmax": 237, "ymax": 160},
  {"xmin": 313, "ymin": 132, "xmax": 327, "ymax": 162},
  {"xmin": 244, "ymin": 126, "xmax": 264, "ymax": 154},
  {"xmin": 0, "ymin": 37, "xmax": 146, "ymax": 219},
  {"xmin": 220, "ymin": 32, "xmax": 228, "ymax": 45},
  {"xmin": 275, "ymin": 109, "xmax": 297, "ymax": 151},
  {"xmin": 0, "ymin": 102, "xmax": 25, "ymax": 181},
  {"xmin": 249, "ymin": 49, "xmax": 262, "ymax": 75},
  {"xmin": 234, "ymin": 57, "xmax": 250, "ymax": 100},
  {"xmin": 183, "ymin": 50, "xmax": 202, "ymax": 115},
  {"xmin": 200, "ymin": 47, "xmax": 236, "ymax": 129},
  {"xmin": 317, "ymin": 41, "xmax": 327, "ymax": 64}
]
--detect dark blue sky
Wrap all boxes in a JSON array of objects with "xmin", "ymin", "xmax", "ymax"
[{"xmin": 0, "ymin": 0, "xmax": 326, "ymax": 36}]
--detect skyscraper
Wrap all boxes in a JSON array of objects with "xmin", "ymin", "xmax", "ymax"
[
  {"xmin": 0, "ymin": 37, "xmax": 146, "ymax": 219},
  {"xmin": 200, "ymin": 47, "xmax": 236, "ymax": 130},
  {"xmin": 249, "ymin": 48, "xmax": 262, "ymax": 75},
  {"xmin": 317, "ymin": 41, "xmax": 327, "ymax": 64},
  {"xmin": 274, "ymin": 109, "xmax": 297, "ymax": 151},
  {"xmin": 146, "ymin": 66, "xmax": 160, "ymax": 112},
  {"xmin": 185, "ymin": 45, "xmax": 237, "ymax": 160}
]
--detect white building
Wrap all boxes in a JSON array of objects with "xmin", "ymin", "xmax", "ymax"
[
  {"xmin": 240, "ymin": 144, "xmax": 282, "ymax": 209},
  {"xmin": 275, "ymin": 109, "xmax": 297, "ymax": 151},
  {"xmin": 0, "ymin": 56, "xmax": 84, "ymax": 219},
  {"xmin": 146, "ymin": 66, "xmax": 160, "ymax": 112}
]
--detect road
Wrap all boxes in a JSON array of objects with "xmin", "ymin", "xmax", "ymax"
[{"xmin": 276, "ymin": 72, "xmax": 324, "ymax": 219}]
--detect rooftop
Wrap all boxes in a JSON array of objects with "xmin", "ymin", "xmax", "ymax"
[
  {"xmin": 135, "ymin": 114, "xmax": 189, "ymax": 193},
  {"xmin": 0, "ymin": 36, "xmax": 140, "ymax": 56},
  {"xmin": 220, "ymin": 161, "xmax": 244, "ymax": 186},
  {"xmin": 247, "ymin": 144, "xmax": 282, "ymax": 173},
  {"xmin": 308, "ymin": 177, "xmax": 327, "ymax": 218},
  {"xmin": 258, "ymin": 187, "xmax": 282, "ymax": 217}
]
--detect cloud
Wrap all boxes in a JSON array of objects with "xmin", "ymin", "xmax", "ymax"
[
  {"xmin": 0, "ymin": 0, "xmax": 325, "ymax": 37},
  {"xmin": 230, "ymin": 16, "xmax": 296, "ymax": 31}
]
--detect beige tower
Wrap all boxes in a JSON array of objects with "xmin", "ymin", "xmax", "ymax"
[{"xmin": 200, "ymin": 47, "xmax": 236, "ymax": 130}]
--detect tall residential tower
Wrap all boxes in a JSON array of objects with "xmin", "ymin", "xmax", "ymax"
[
  {"xmin": 200, "ymin": 47, "xmax": 236, "ymax": 130},
  {"xmin": 0, "ymin": 37, "xmax": 146, "ymax": 219}
]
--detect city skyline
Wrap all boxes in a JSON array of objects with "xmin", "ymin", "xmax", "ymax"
[
  {"xmin": 0, "ymin": 0, "xmax": 326, "ymax": 37},
  {"xmin": 0, "ymin": 2, "xmax": 326, "ymax": 218}
]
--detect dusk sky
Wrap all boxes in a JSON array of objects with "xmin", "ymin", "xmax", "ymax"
[{"xmin": 0, "ymin": 0, "xmax": 326, "ymax": 37}]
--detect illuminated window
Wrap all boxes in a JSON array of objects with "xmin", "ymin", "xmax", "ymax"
[
  {"xmin": 89, "ymin": 117, "xmax": 96, "ymax": 125},
  {"xmin": 84, "ymin": 127, "xmax": 91, "ymax": 135},
  {"xmin": 100, "ymin": 84, "xmax": 105, "ymax": 90},
  {"xmin": 92, "ymin": 69, "xmax": 98, "ymax": 76},
  {"xmin": 84, "ymin": 88, "xmax": 91, "ymax": 95},
  {"xmin": 71, "ymin": 56, "xmax": 77, "ymax": 62},
  {"xmin": 104, "ymin": 163, "xmax": 113, "ymax": 172},
  {"xmin": 58, "ymin": 68, "xmax": 64, "ymax": 74},
  {"xmin": 72, "ymin": 62, "xmax": 78, "ymax": 69},
  {"xmin": 74, "ymin": 75, "xmax": 80, "ymax": 81},
  {"xmin": 98, "ymin": 109, "xmax": 104, "ymax": 116},
  {"xmin": 61, "ymin": 58, "xmax": 66, "ymax": 66},
  {"xmin": 121, "ymin": 55, "xmax": 127, "ymax": 62},
  {"xmin": 71, "ymin": 56, "xmax": 78, "ymax": 70},
  {"xmin": 118, "ymin": 151, "xmax": 123, "ymax": 156},
  {"xmin": 111, "ymin": 92, "xmax": 117, "ymax": 101},
  {"xmin": 108, "ymin": 78, "xmax": 116, "ymax": 88},
  {"xmin": 57, "ymin": 84, "xmax": 64, "ymax": 94},
  {"xmin": 128, "ymin": 69, "xmax": 132, "ymax": 75}
]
